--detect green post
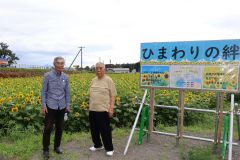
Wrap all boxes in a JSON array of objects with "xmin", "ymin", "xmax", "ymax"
[
  {"xmin": 138, "ymin": 106, "xmax": 149, "ymax": 144},
  {"xmin": 145, "ymin": 107, "xmax": 149, "ymax": 131},
  {"xmin": 221, "ymin": 115, "xmax": 230, "ymax": 160}
]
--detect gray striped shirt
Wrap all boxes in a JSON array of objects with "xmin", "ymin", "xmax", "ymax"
[{"xmin": 41, "ymin": 70, "xmax": 70, "ymax": 110}]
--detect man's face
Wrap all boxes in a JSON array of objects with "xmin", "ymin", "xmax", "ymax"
[
  {"xmin": 54, "ymin": 59, "xmax": 65, "ymax": 72},
  {"xmin": 96, "ymin": 64, "xmax": 105, "ymax": 78}
]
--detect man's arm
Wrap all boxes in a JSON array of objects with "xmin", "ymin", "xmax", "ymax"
[
  {"xmin": 108, "ymin": 96, "xmax": 115, "ymax": 118},
  {"xmin": 41, "ymin": 74, "xmax": 49, "ymax": 114},
  {"xmin": 65, "ymin": 78, "xmax": 71, "ymax": 112},
  {"xmin": 108, "ymin": 78, "xmax": 117, "ymax": 118}
]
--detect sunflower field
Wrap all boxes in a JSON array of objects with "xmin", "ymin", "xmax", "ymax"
[{"xmin": 0, "ymin": 72, "xmax": 218, "ymax": 135}]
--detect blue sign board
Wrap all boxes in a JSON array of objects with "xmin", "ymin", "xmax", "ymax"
[{"xmin": 141, "ymin": 39, "xmax": 240, "ymax": 62}]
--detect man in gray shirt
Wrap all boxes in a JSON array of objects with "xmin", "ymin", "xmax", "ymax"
[{"xmin": 41, "ymin": 56, "xmax": 70, "ymax": 159}]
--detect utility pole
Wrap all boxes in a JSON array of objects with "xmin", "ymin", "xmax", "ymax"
[
  {"xmin": 80, "ymin": 46, "xmax": 85, "ymax": 72},
  {"xmin": 68, "ymin": 46, "xmax": 85, "ymax": 71}
]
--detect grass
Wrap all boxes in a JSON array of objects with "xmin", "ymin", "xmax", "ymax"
[
  {"xmin": 187, "ymin": 147, "xmax": 218, "ymax": 160},
  {"xmin": 0, "ymin": 128, "xmax": 130, "ymax": 160},
  {"xmin": 0, "ymin": 130, "xmax": 41, "ymax": 160},
  {"xmin": 180, "ymin": 144, "xmax": 218, "ymax": 160},
  {"xmin": 0, "ymin": 130, "xmax": 87, "ymax": 160},
  {"xmin": 0, "ymin": 125, "xmax": 238, "ymax": 160}
]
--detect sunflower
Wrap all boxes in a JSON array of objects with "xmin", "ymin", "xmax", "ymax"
[
  {"xmin": 80, "ymin": 101, "xmax": 88, "ymax": 109},
  {"xmin": 0, "ymin": 98, "xmax": 5, "ymax": 104},
  {"xmin": 116, "ymin": 96, "xmax": 121, "ymax": 105},
  {"xmin": 25, "ymin": 97, "xmax": 30, "ymax": 103},
  {"xmin": 7, "ymin": 96, "xmax": 13, "ymax": 103},
  {"xmin": 11, "ymin": 106, "xmax": 19, "ymax": 113},
  {"xmin": 18, "ymin": 92, "xmax": 24, "ymax": 99},
  {"xmin": 164, "ymin": 73, "xmax": 169, "ymax": 79},
  {"xmin": 74, "ymin": 112, "xmax": 80, "ymax": 118}
]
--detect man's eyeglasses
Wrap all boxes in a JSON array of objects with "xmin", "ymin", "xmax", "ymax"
[{"xmin": 55, "ymin": 62, "xmax": 65, "ymax": 65}]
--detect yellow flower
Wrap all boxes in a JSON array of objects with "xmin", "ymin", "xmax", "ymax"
[
  {"xmin": 7, "ymin": 96, "xmax": 12, "ymax": 103},
  {"xmin": 18, "ymin": 92, "xmax": 24, "ymax": 99},
  {"xmin": 37, "ymin": 96, "xmax": 41, "ymax": 104},
  {"xmin": 74, "ymin": 112, "xmax": 80, "ymax": 118},
  {"xmin": 30, "ymin": 98, "xmax": 34, "ymax": 104},
  {"xmin": 11, "ymin": 106, "xmax": 19, "ymax": 113},
  {"xmin": 116, "ymin": 96, "xmax": 120, "ymax": 105},
  {"xmin": 0, "ymin": 98, "xmax": 5, "ymax": 104},
  {"xmin": 24, "ymin": 97, "xmax": 30, "ymax": 103},
  {"xmin": 72, "ymin": 95, "xmax": 76, "ymax": 101},
  {"xmin": 184, "ymin": 97, "xmax": 190, "ymax": 104},
  {"xmin": 80, "ymin": 101, "xmax": 88, "ymax": 109}
]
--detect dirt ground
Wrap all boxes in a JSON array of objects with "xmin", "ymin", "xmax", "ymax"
[{"xmin": 31, "ymin": 132, "xmax": 239, "ymax": 160}]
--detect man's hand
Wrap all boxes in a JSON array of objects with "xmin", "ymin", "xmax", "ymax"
[
  {"xmin": 65, "ymin": 106, "xmax": 70, "ymax": 113},
  {"xmin": 108, "ymin": 107, "xmax": 114, "ymax": 118},
  {"xmin": 109, "ymin": 96, "xmax": 115, "ymax": 118},
  {"xmin": 42, "ymin": 107, "xmax": 48, "ymax": 115}
]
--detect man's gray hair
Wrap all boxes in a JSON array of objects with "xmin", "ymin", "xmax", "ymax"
[
  {"xmin": 95, "ymin": 62, "xmax": 105, "ymax": 68},
  {"xmin": 53, "ymin": 56, "xmax": 65, "ymax": 65}
]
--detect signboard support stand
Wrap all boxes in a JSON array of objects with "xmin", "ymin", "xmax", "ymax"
[
  {"xmin": 213, "ymin": 93, "xmax": 220, "ymax": 153},
  {"xmin": 216, "ymin": 92, "xmax": 224, "ymax": 158},
  {"xmin": 177, "ymin": 90, "xmax": 185, "ymax": 146},
  {"xmin": 147, "ymin": 88, "xmax": 155, "ymax": 142}
]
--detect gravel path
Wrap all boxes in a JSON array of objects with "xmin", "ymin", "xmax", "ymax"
[{"xmin": 31, "ymin": 132, "xmax": 239, "ymax": 160}]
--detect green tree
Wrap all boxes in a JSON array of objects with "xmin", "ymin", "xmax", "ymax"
[
  {"xmin": 0, "ymin": 42, "xmax": 19, "ymax": 66},
  {"xmin": 134, "ymin": 61, "xmax": 140, "ymax": 72},
  {"xmin": 85, "ymin": 66, "xmax": 90, "ymax": 70}
]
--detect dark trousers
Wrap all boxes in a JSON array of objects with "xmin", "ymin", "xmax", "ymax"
[
  {"xmin": 43, "ymin": 107, "xmax": 65, "ymax": 151},
  {"xmin": 89, "ymin": 111, "xmax": 113, "ymax": 151}
]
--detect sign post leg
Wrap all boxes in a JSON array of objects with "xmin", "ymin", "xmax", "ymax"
[
  {"xmin": 177, "ymin": 90, "xmax": 184, "ymax": 146},
  {"xmin": 147, "ymin": 88, "xmax": 155, "ymax": 142},
  {"xmin": 213, "ymin": 92, "xmax": 220, "ymax": 153},
  {"xmin": 217, "ymin": 92, "xmax": 224, "ymax": 158}
]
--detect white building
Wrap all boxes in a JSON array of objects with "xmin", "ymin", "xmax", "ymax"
[{"xmin": 107, "ymin": 68, "xmax": 130, "ymax": 73}]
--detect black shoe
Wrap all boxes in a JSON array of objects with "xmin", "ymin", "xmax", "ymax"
[
  {"xmin": 54, "ymin": 147, "xmax": 63, "ymax": 154},
  {"xmin": 43, "ymin": 151, "xmax": 49, "ymax": 160}
]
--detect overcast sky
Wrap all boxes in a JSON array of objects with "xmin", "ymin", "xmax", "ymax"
[{"xmin": 1, "ymin": 0, "xmax": 240, "ymax": 67}]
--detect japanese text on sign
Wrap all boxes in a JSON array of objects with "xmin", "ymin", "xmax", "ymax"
[{"xmin": 141, "ymin": 39, "xmax": 240, "ymax": 63}]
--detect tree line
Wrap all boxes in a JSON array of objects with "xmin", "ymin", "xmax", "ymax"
[
  {"xmin": 0, "ymin": 42, "xmax": 140, "ymax": 72},
  {"xmin": 0, "ymin": 42, "xmax": 19, "ymax": 66}
]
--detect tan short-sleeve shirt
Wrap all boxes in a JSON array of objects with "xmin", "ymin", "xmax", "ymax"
[{"xmin": 89, "ymin": 75, "xmax": 117, "ymax": 112}]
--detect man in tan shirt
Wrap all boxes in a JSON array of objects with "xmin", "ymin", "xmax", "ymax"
[{"xmin": 89, "ymin": 62, "xmax": 117, "ymax": 156}]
